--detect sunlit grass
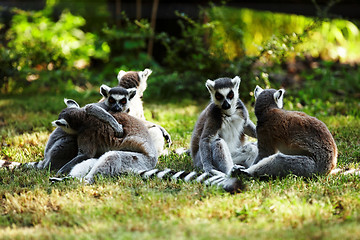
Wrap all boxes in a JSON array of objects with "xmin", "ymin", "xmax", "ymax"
[{"xmin": 0, "ymin": 93, "xmax": 359, "ymax": 239}]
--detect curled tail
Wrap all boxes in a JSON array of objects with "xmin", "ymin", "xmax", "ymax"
[{"xmin": 0, "ymin": 160, "xmax": 41, "ymax": 170}]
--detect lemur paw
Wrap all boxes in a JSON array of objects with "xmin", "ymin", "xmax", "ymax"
[
  {"xmin": 159, "ymin": 126, "xmax": 172, "ymax": 146},
  {"xmin": 230, "ymin": 165, "xmax": 251, "ymax": 178},
  {"xmin": 164, "ymin": 133, "xmax": 172, "ymax": 146},
  {"xmin": 114, "ymin": 125, "xmax": 123, "ymax": 138},
  {"xmin": 84, "ymin": 104, "xmax": 95, "ymax": 112}
]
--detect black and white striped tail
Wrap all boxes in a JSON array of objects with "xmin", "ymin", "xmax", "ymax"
[
  {"xmin": 49, "ymin": 168, "xmax": 245, "ymax": 193},
  {"xmin": 0, "ymin": 160, "xmax": 40, "ymax": 170},
  {"xmin": 135, "ymin": 168, "xmax": 246, "ymax": 193},
  {"xmin": 330, "ymin": 168, "xmax": 360, "ymax": 176}
]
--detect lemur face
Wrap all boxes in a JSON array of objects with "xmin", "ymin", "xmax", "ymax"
[
  {"xmin": 206, "ymin": 76, "xmax": 240, "ymax": 115},
  {"xmin": 100, "ymin": 85, "xmax": 137, "ymax": 113}
]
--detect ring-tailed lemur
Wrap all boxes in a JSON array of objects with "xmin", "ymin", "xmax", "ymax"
[
  {"xmin": 54, "ymin": 102, "xmax": 158, "ymax": 176},
  {"xmin": 116, "ymin": 68, "xmax": 171, "ymax": 156},
  {"xmin": 233, "ymin": 86, "xmax": 338, "ymax": 178},
  {"xmin": 0, "ymin": 85, "xmax": 136, "ymax": 171},
  {"xmin": 117, "ymin": 69, "xmax": 151, "ymax": 120},
  {"xmin": 48, "ymin": 100, "xmax": 245, "ymax": 193},
  {"xmin": 190, "ymin": 76, "xmax": 258, "ymax": 175}
]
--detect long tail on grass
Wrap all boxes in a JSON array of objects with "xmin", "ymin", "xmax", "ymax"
[
  {"xmin": 50, "ymin": 168, "xmax": 246, "ymax": 194},
  {"xmin": 0, "ymin": 160, "xmax": 40, "ymax": 170},
  {"xmin": 330, "ymin": 168, "xmax": 360, "ymax": 176}
]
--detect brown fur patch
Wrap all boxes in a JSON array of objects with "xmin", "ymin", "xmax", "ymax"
[{"xmin": 118, "ymin": 72, "xmax": 140, "ymax": 89}]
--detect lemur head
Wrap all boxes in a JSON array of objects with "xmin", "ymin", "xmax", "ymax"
[
  {"xmin": 53, "ymin": 104, "xmax": 82, "ymax": 135},
  {"xmin": 253, "ymin": 85, "xmax": 285, "ymax": 116},
  {"xmin": 100, "ymin": 84, "xmax": 137, "ymax": 113},
  {"xmin": 206, "ymin": 76, "xmax": 241, "ymax": 115},
  {"xmin": 117, "ymin": 68, "xmax": 152, "ymax": 98}
]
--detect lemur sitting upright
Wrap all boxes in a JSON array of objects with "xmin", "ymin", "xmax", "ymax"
[
  {"xmin": 116, "ymin": 68, "xmax": 171, "ymax": 156},
  {"xmin": 190, "ymin": 76, "xmax": 258, "ymax": 175},
  {"xmin": 236, "ymin": 86, "xmax": 338, "ymax": 178},
  {"xmin": 0, "ymin": 85, "xmax": 136, "ymax": 171}
]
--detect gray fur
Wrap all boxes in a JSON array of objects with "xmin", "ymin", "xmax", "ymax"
[
  {"xmin": 1, "ymin": 85, "xmax": 134, "ymax": 171},
  {"xmin": 190, "ymin": 77, "xmax": 257, "ymax": 175},
  {"xmin": 237, "ymin": 86, "xmax": 338, "ymax": 178},
  {"xmin": 54, "ymin": 104, "xmax": 157, "ymax": 183},
  {"xmin": 45, "ymin": 86, "xmax": 133, "ymax": 171}
]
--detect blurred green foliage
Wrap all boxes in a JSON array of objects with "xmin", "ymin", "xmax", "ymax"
[
  {"xmin": 0, "ymin": 0, "xmax": 359, "ymax": 112},
  {"xmin": 208, "ymin": 6, "xmax": 360, "ymax": 63},
  {"xmin": 0, "ymin": 2, "xmax": 108, "ymax": 93}
]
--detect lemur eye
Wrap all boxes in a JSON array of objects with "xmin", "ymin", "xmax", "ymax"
[
  {"xmin": 120, "ymin": 98, "xmax": 127, "ymax": 104},
  {"xmin": 108, "ymin": 97, "xmax": 115, "ymax": 104},
  {"xmin": 227, "ymin": 91, "xmax": 234, "ymax": 100},
  {"xmin": 215, "ymin": 92, "xmax": 223, "ymax": 100}
]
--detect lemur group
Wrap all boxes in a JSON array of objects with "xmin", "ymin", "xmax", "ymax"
[{"xmin": 2, "ymin": 68, "xmax": 357, "ymax": 193}]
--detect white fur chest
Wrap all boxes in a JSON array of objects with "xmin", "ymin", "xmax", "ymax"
[
  {"xmin": 218, "ymin": 114, "xmax": 245, "ymax": 153},
  {"xmin": 128, "ymin": 96, "xmax": 145, "ymax": 120}
]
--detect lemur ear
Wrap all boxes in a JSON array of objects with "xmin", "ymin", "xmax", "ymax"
[
  {"xmin": 254, "ymin": 85, "xmax": 264, "ymax": 100},
  {"xmin": 64, "ymin": 98, "xmax": 80, "ymax": 108},
  {"xmin": 138, "ymin": 68, "xmax": 151, "ymax": 93},
  {"xmin": 52, "ymin": 119, "xmax": 68, "ymax": 128},
  {"xmin": 206, "ymin": 79, "xmax": 215, "ymax": 93},
  {"xmin": 127, "ymin": 88, "xmax": 137, "ymax": 100},
  {"xmin": 100, "ymin": 84, "xmax": 111, "ymax": 98},
  {"xmin": 232, "ymin": 76, "xmax": 241, "ymax": 91},
  {"xmin": 139, "ymin": 68, "xmax": 152, "ymax": 80},
  {"xmin": 274, "ymin": 89, "xmax": 285, "ymax": 108},
  {"xmin": 117, "ymin": 70, "xmax": 127, "ymax": 84}
]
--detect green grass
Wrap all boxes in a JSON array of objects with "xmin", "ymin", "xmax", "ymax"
[{"xmin": 0, "ymin": 92, "xmax": 359, "ymax": 240}]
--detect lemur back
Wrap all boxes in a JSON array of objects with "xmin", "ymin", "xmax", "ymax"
[
  {"xmin": 56, "ymin": 105, "xmax": 156, "ymax": 158},
  {"xmin": 190, "ymin": 77, "xmax": 257, "ymax": 175},
  {"xmin": 240, "ymin": 86, "xmax": 337, "ymax": 178},
  {"xmin": 54, "ymin": 103, "xmax": 158, "ymax": 179}
]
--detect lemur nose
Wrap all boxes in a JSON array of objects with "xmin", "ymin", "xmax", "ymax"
[
  {"xmin": 222, "ymin": 101, "xmax": 230, "ymax": 110},
  {"xmin": 112, "ymin": 105, "xmax": 122, "ymax": 112}
]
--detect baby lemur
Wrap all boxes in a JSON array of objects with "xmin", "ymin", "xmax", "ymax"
[
  {"xmin": 237, "ymin": 86, "xmax": 338, "ymax": 178},
  {"xmin": 54, "ymin": 102, "xmax": 158, "ymax": 181},
  {"xmin": 190, "ymin": 76, "xmax": 257, "ymax": 175}
]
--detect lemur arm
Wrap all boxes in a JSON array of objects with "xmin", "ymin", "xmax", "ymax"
[
  {"xmin": 84, "ymin": 104, "xmax": 123, "ymax": 137},
  {"xmin": 56, "ymin": 153, "xmax": 89, "ymax": 176},
  {"xmin": 199, "ymin": 136, "xmax": 217, "ymax": 172},
  {"xmin": 142, "ymin": 120, "xmax": 172, "ymax": 146},
  {"xmin": 253, "ymin": 134, "xmax": 277, "ymax": 165},
  {"xmin": 243, "ymin": 119, "xmax": 257, "ymax": 138},
  {"xmin": 237, "ymin": 99, "xmax": 257, "ymax": 138}
]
